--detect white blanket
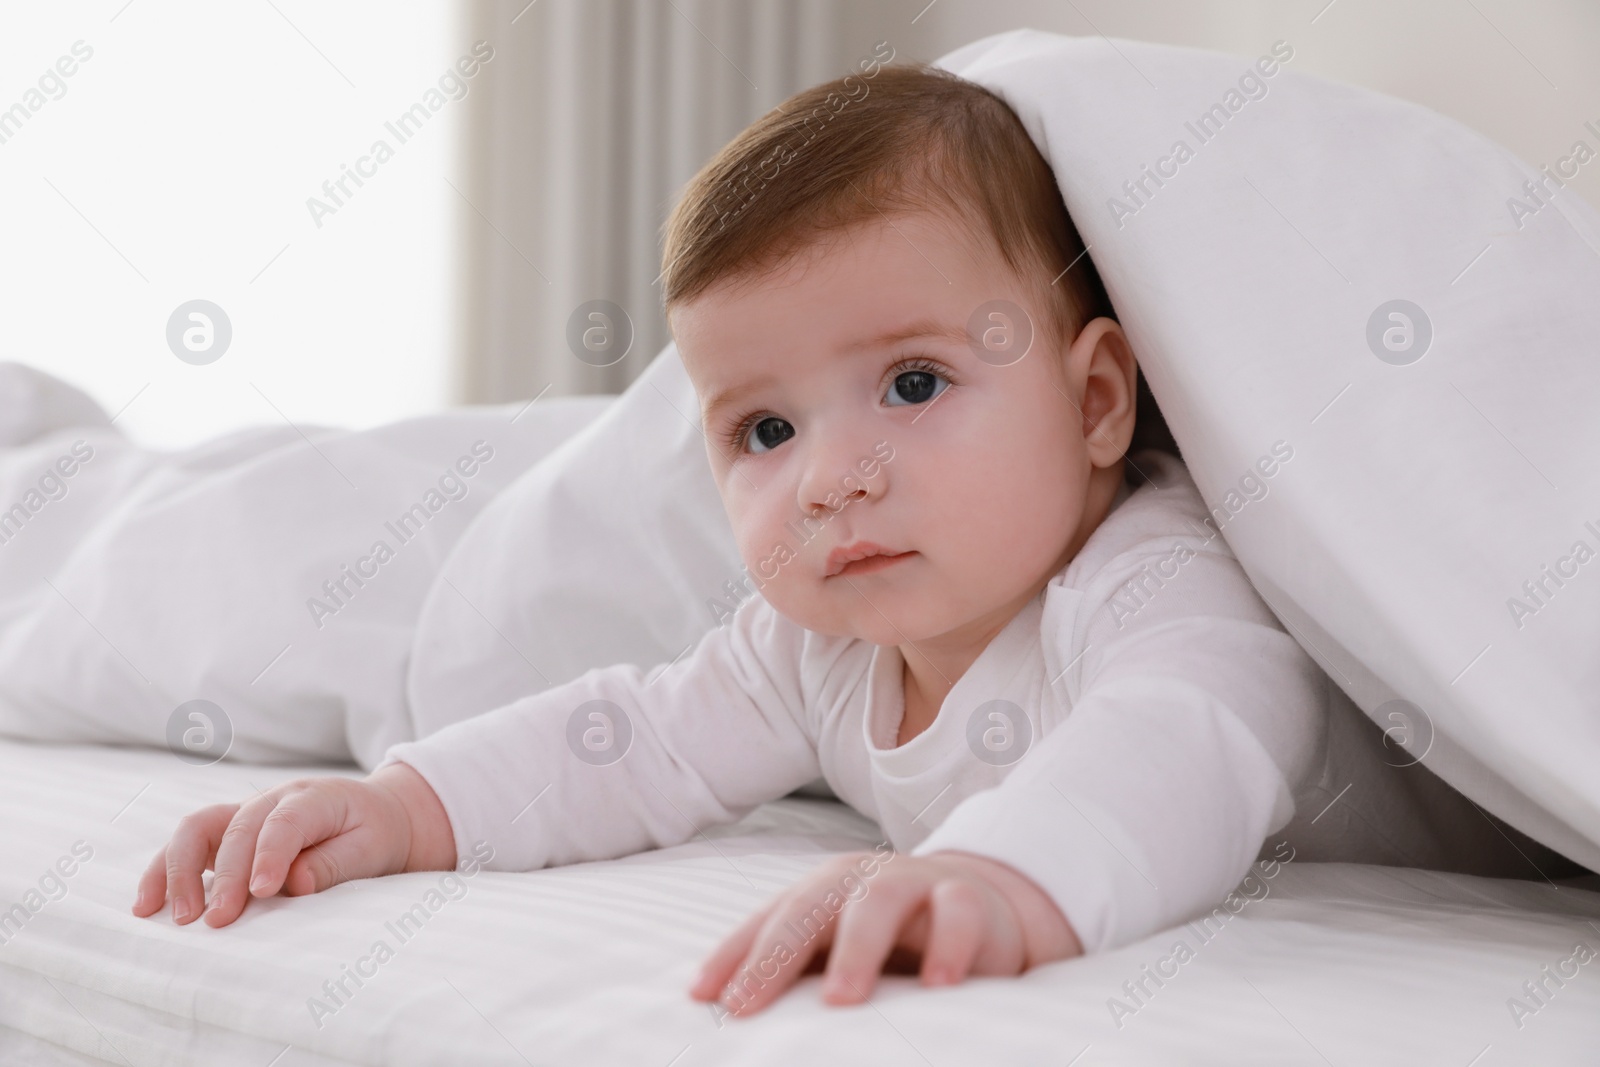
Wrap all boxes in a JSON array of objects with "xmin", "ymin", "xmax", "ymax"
[
  {"xmin": 0, "ymin": 363, "xmax": 613, "ymax": 768},
  {"xmin": 0, "ymin": 346, "xmax": 741, "ymax": 775}
]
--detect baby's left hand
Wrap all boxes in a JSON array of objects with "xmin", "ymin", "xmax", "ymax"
[{"xmin": 688, "ymin": 849, "xmax": 1082, "ymax": 1017}]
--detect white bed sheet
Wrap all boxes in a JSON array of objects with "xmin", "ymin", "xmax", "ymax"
[{"xmin": 1, "ymin": 736, "xmax": 1598, "ymax": 1065}]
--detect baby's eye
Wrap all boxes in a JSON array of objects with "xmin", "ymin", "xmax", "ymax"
[
  {"xmin": 745, "ymin": 416, "xmax": 795, "ymax": 454},
  {"xmin": 885, "ymin": 368, "xmax": 949, "ymax": 407}
]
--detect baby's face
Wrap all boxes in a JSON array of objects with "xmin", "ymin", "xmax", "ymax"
[{"xmin": 673, "ymin": 208, "xmax": 1125, "ymax": 647}]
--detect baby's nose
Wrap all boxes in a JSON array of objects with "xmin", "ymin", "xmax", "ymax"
[{"xmin": 801, "ymin": 484, "xmax": 854, "ymax": 522}]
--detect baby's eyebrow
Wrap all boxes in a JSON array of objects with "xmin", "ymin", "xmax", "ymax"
[
  {"xmin": 701, "ymin": 375, "xmax": 773, "ymax": 428},
  {"xmin": 846, "ymin": 317, "xmax": 969, "ymax": 352}
]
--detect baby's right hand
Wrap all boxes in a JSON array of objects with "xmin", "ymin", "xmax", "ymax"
[{"xmin": 131, "ymin": 761, "xmax": 456, "ymax": 928}]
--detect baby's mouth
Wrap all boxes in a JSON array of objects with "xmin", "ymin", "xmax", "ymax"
[
  {"xmin": 825, "ymin": 542, "xmax": 917, "ymax": 578},
  {"xmin": 833, "ymin": 551, "xmax": 915, "ymax": 577}
]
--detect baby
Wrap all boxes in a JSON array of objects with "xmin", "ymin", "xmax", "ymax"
[{"xmin": 131, "ymin": 60, "xmax": 1552, "ymax": 1018}]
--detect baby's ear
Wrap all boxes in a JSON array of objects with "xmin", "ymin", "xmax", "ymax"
[{"xmin": 1069, "ymin": 317, "xmax": 1139, "ymax": 469}]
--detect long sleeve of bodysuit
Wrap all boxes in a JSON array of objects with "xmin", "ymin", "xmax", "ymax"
[{"xmin": 376, "ymin": 589, "xmax": 843, "ymax": 872}]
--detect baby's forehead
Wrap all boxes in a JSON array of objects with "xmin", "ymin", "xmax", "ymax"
[
  {"xmin": 674, "ymin": 209, "xmax": 997, "ymax": 335},
  {"xmin": 673, "ymin": 205, "xmax": 1033, "ymax": 390},
  {"xmin": 681, "ymin": 203, "xmax": 999, "ymax": 307}
]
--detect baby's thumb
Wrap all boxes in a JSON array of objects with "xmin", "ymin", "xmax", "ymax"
[{"xmin": 281, "ymin": 837, "xmax": 370, "ymax": 896}]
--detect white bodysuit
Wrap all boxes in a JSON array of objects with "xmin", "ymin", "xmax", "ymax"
[{"xmin": 379, "ymin": 448, "xmax": 1570, "ymax": 954}]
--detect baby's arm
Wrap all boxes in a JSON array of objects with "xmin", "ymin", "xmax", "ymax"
[
  {"xmin": 375, "ymin": 591, "xmax": 824, "ymax": 874},
  {"xmin": 132, "ymin": 761, "xmax": 456, "ymax": 926},
  {"xmin": 134, "ymin": 591, "xmax": 822, "ymax": 925},
  {"xmin": 911, "ymin": 531, "xmax": 1325, "ymax": 955}
]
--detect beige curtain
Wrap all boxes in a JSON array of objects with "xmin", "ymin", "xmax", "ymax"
[{"xmin": 452, "ymin": 0, "xmax": 944, "ymax": 404}]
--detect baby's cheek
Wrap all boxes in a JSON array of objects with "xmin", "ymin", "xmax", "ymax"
[
  {"xmin": 733, "ymin": 523, "xmax": 800, "ymax": 591},
  {"xmin": 957, "ymin": 462, "xmax": 1082, "ymax": 564},
  {"xmin": 738, "ymin": 535, "xmax": 849, "ymax": 630}
]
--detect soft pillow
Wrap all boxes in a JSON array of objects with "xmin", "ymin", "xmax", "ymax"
[
  {"xmin": 406, "ymin": 340, "xmax": 746, "ymax": 735},
  {"xmin": 939, "ymin": 30, "xmax": 1600, "ymax": 871}
]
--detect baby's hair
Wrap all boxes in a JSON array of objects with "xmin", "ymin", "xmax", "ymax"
[{"xmin": 660, "ymin": 59, "xmax": 1178, "ymax": 466}]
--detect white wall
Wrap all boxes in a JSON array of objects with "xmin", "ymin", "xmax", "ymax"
[
  {"xmin": 0, "ymin": 1, "xmax": 465, "ymax": 448},
  {"xmin": 913, "ymin": 0, "xmax": 1600, "ymax": 212}
]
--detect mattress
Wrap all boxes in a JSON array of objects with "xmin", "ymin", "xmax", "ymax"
[{"xmin": 2, "ymin": 736, "xmax": 1598, "ymax": 1065}]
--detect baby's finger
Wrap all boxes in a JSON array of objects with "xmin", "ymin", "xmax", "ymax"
[
  {"xmin": 917, "ymin": 879, "xmax": 986, "ymax": 986},
  {"xmin": 203, "ymin": 793, "xmax": 283, "ymax": 927},
  {"xmin": 164, "ymin": 804, "xmax": 235, "ymax": 925},
  {"xmin": 820, "ymin": 880, "xmax": 921, "ymax": 1006},
  {"xmin": 689, "ymin": 902, "xmax": 771, "ymax": 1001},
  {"xmin": 131, "ymin": 845, "xmax": 169, "ymax": 917},
  {"xmin": 721, "ymin": 899, "xmax": 834, "ymax": 1016},
  {"xmin": 250, "ymin": 787, "xmax": 350, "ymax": 897}
]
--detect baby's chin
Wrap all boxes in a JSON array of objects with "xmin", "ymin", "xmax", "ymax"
[
  {"xmin": 760, "ymin": 595, "xmax": 856, "ymax": 639},
  {"xmin": 763, "ymin": 588, "xmax": 959, "ymax": 647}
]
